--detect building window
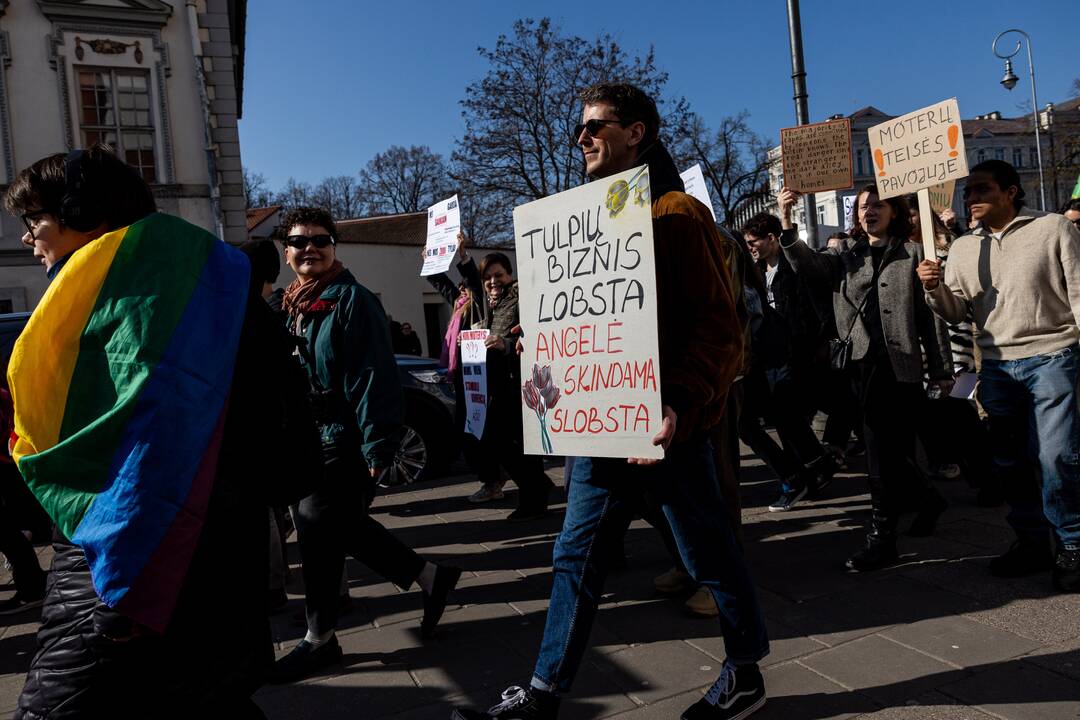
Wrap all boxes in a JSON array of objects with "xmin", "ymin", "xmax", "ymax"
[
  {"xmin": 1030, "ymin": 147, "xmax": 1038, "ymax": 168},
  {"xmin": 1013, "ymin": 148, "xmax": 1023, "ymax": 167},
  {"xmin": 977, "ymin": 149, "xmax": 986, "ymax": 163},
  {"xmin": 856, "ymin": 149, "xmax": 865, "ymax": 176},
  {"xmin": 994, "ymin": 148, "xmax": 1004, "ymax": 161},
  {"xmin": 817, "ymin": 205, "xmax": 826, "ymax": 226},
  {"xmin": 77, "ymin": 67, "xmax": 156, "ymax": 182}
]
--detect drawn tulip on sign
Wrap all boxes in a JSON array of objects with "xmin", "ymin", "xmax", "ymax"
[{"xmin": 523, "ymin": 363, "xmax": 559, "ymax": 454}]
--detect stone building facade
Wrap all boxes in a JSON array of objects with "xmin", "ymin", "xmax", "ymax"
[{"xmin": 0, "ymin": 0, "xmax": 246, "ymax": 310}]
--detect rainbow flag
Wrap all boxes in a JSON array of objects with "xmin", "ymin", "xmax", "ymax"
[{"xmin": 8, "ymin": 213, "xmax": 250, "ymax": 632}]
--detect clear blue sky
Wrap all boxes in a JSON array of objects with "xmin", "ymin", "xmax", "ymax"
[{"xmin": 239, "ymin": 0, "xmax": 1077, "ymax": 190}]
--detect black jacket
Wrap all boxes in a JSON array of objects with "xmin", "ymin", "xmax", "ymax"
[
  {"xmin": 758, "ymin": 251, "xmax": 826, "ymax": 357},
  {"xmin": 16, "ymin": 284, "xmax": 321, "ymax": 719}
]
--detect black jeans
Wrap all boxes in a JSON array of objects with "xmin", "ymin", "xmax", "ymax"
[
  {"xmin": 295, "ymin": 452, "xmax": 426, "ymax": 635},
  {"xmin": 0, "ymin": 501, "xmax": 44, "ymax": 597},
  {"xmin": 854, "ymin": 359, "xmax": 935, "ymax": 538}
]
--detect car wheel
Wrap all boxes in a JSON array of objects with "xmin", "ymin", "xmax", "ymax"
[{"xmin": 379, "ymin": 422, "xmax": 429, "ymax": 488}]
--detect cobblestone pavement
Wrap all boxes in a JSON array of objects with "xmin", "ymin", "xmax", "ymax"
[{"xmin": 2, "ymin": 449, "xmax": 1079, "ymax": 719}]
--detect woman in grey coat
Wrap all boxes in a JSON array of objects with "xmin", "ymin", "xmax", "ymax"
[{"xmin": 778, "ymin": 186, "xmax": 953, "ymax": 571}]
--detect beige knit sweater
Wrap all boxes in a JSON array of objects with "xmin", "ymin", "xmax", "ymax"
[{"xmin": 926, "ymin": 209, "xmax": 1080, "ymax": 361}]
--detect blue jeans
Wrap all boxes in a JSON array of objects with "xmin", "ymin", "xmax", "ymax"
[
  {"xmin": 532, "ymin": 437, "xmax": 769, "ymax": 693},
  {"xmin": 979, "ymin": 346, "xmax": 1080, "ymax": 549}
]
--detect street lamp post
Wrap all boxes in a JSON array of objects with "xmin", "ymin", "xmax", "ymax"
[
  {"xmin": 993, "ymin": 29, "xmax": 1047, "ymax": 211},
  {"xmin": 786, "ymin": 0, "xmax": 818, "ymax": 245}
]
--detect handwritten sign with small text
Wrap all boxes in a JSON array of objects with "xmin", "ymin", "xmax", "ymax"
[
  {"xmin": 780, "ymin": 118, "xmax": 853, "ymax": 193},
  {"xmin": 420, "ymin": 195, "xmax": 461, "ymax": 276},
  {"xmin": 513, "ymin": 164, "xmax": 663, "ymax": 459}
]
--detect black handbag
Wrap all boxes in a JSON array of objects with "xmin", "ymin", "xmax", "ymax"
[{"xmin": 829, "ymin": 245, "xmax": 888, "ymax": 371}]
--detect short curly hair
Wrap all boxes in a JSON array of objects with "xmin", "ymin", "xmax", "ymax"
[
  {"xmin": 579, "ymin": 83, "xmax": 661, "ymax": 147},
  {"xmin": 279, "ymin": 206, "xmax": 337, "ymax": 242}
]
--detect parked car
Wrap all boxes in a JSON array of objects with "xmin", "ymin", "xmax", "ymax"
[{"xmin": 0, "ymin": 312, "xmax": 458, "ymax": 486}]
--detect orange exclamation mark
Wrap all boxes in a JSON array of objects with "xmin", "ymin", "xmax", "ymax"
[
  {"xmin": 873, "ymin": 149, "xmax": 886, "ymax": 177},
  {"xmin": 948, "ymin": 125, "xmax": 959, "ymax": 157}
]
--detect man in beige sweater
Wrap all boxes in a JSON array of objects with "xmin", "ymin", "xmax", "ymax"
[{"xmin": 918, "ymin": 160, "xmax": 1080, "ymax": 593}]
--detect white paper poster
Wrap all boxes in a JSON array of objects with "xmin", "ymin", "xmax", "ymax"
[
  {"xmin": 680, "ymin": 164, "xmax": 716, "ymax": 221},
  {"xmin": 459, "ymin": 329, "xmax": 489, "ymax": 439},
  {"xmin": 868, "ymin": 98, "xmax": 968, "ymax": 199},
  {"xmin": 420, "ymin": 194, "xmax": 461, "ymax": 277},
  {"xmin": 513, "ymin": 164, "xmax": 664, "ymax": 459}
]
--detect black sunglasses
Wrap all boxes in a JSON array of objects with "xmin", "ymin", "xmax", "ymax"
[
  {"xmin": 20, "ymin": 209, "xmax": 55, "ymax": 239},
  {"xmin": 284, "ymin": 234, "xmax": 335, "ymax": 249},
  {"xmin": 573, "ymin": 118, "xmax": 624, "ymax": 141}
]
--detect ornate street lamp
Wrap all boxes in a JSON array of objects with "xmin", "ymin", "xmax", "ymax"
[{"xmin": 993, "ymin": 29, "xmax": 1046, "ymax": 210}]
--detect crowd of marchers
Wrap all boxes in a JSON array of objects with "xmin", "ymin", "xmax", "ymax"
[{"xmin": 1, "ymin": 81, "xmax": 1079, "ymax": 720}]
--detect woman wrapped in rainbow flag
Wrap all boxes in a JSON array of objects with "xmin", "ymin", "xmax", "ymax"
[{"xmin": 4, "ymin": 144, "xmax": 321, "ymax": 719}]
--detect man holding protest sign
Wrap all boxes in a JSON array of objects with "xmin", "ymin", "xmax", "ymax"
[
  {"xmin": 918, "ymin": 160, "xmax": 1080, "ymax": 593},
  {"xmin": 452, "ymin": 83, "xmax": 768, "ymax": 720}
]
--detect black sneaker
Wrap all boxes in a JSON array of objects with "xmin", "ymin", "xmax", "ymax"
[
  {"xmin": 845, "ymin": 537, "xmax": 899, "ymax": 572},
  {"xmin": 806, "ymin": 454, "xmax": 839, "ymax": 497},
  {"xmin": 421, "ymin": 565, "xmax": 462, "ymax": 639},
  {"xmin": 0, "ymin": 592, "xmax": 45, "ymax": 616},
  {"xmin": 267, "ymin": 636, "xmax": 343, "ymax": 684},
  {"xmin": 1052, "ymin": 547, "xmax": 1080, "ymax": 592},
  {"xmin": 768, "ymin": 486, "xmax": 807, "ymax": 512},
  {"xmin": 989, "ymin": 540, "xmax": 1054, "ymax": 578},
  {"xmin": 682, "ymin": 661, "xmax": 765, "ymax": 720},
  {"xmin": 451, "ymin": 685, "xmax": 560, "ymax": 719}
]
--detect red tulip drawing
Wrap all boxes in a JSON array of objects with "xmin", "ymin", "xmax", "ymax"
[{"xmin": 523, "ymin": 363, "xmax": 559, "ymax": 453}]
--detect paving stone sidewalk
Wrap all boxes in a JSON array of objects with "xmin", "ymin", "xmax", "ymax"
[{"xmin": 2, "ymin": 451, "xmax": 1078, "ymax": 719}]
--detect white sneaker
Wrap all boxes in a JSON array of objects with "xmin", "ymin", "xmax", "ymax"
[{"xmin": 468, "ymin": 484, "xmax": 505, "ymax": 503}]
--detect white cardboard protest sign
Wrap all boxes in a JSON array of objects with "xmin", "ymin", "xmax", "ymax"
[
  {"xmin": 513, "ymin": 164, "xmax": 663, "ymax": 459},
  {"xmin": 420, "ymin": 195, "xmax": 461, "ymax": 277},
  {"xmin": 679, "ymin": 164, "xmax": 716, "ymax": 221},
  {"xmin": 780, "ymin": 118, "xmax": 854, "ymax": 193},
  {"xmin": 459, "ymin": 328, "xmax": 489, "ymax": 439},
  {"xmin": 868, "ymin": 98, "xmax": 967, "ymax": 200}
]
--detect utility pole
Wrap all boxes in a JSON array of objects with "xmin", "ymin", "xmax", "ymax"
[{"xmin": 786, "ymin": 0, "xmax": 818, "ymax": 245}]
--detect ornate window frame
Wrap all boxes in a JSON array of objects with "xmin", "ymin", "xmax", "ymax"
[{"xmin": 46, "ymin": 21, "xmax": 175, "ymax": 183}]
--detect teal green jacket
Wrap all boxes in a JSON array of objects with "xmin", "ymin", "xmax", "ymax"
[{"xmin": 289, "ymin": 270, "xmax": 402, "ymax": 469}]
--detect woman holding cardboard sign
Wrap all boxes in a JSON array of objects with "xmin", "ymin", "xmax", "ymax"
[{"xmin": 778, "ymin": 186, "xmax": 953, "ymax": 572}]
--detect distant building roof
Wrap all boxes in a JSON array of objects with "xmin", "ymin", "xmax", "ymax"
[
  {"xmin": 963, "ymin": 117, "xmax": 1029, "ymax": 137},
  {"xmin": 246, "ymin": 205, "xmax": 282, "ymax": 232},
  {"xmin": 849, "ymin": 106, "xmax": 893, "ymax": 120},
  {"xmin": 337, "ymin": 212, "xmax": 427, "ymax": 245}
]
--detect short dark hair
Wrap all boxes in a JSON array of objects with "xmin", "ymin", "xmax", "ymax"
[
  {"xmin": 279, "ymin": 206, "xmax": 337, "ymax": 240},
  {"xmin": 741, "ymin": 213, "xmax": 783, "ymax": 239},
  {"xmin": 1059, "ymin": 198, "xmax": 1080, "ymax": 214},
  {"xmin": 239, "ymin": 239, "xmax": 281, "ymax": 285},
  {"xmin": 3, "ymin": 143, "xmax": 156, "ymax": 230},
  {"xmin": 969, "ymin": 159, "xmax": 1025, "ymax": 211},
  {"xmin": 479, "ymin": 251, "xmax": 513, "ymax": 278},
  {"xmin": 827, "ymin": 231, "xmax": 850, "ymax": 241},
  {"xmin": 850, "ymin": 184, "xmax": 913, "ymax": 242},
  {"xmin": 579, "ymin": 83, "xmax": 661, "ymax": 148}
]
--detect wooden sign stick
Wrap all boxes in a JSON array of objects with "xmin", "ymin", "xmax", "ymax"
[{"xmin": 917, "ymin": 188, "xmax": 937, "ymax": 262}]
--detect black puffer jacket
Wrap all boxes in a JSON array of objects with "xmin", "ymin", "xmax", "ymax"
[{"xmin": 15, "ymin": 284, "xmax": 321, "ymax": 719}]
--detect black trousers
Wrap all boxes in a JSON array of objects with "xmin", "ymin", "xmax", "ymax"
[
  {"xmin": 296, "ymin": 452, "xmax": 426, "ymax": 635},
  {"xmin": 477, "ymin": 391, "xmax": 553, "ymax": 509},
  {"xmin": 738, "ymin": 366, "xmax": 825, "ymax": 488},
  {"xmin": 855, "ymin": 359, "xmax": 935, "ymax": 538}
]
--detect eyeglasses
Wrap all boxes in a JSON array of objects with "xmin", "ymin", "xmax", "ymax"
[
  {"xmin": 284, "ymin": 234, "xmax": 335, "ymax": 249},
  {"xmin": 573, "ymin": 118, "xmax": 624, "ymax": 140},
  {"xmin": 20, "ymin": 209, "xmax": 55, "ymax": 239}
]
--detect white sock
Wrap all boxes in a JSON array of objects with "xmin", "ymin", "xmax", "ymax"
[
  {"xmin": 303, "ymin": 629, "xmax": 334, "ymax": 647},
  {"xmin": 417, "ymin": 561, "xmax": 437, "ymax": 594}
]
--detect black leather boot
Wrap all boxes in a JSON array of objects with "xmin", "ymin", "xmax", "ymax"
[{"xmin": 846, "ymin": 474, "xmax": 899, "ymax": 572}]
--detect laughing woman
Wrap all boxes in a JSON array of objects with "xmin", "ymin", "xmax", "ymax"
[{"xmin": 778, "ymin": 186, "xmax": 952, "ymax": 571}]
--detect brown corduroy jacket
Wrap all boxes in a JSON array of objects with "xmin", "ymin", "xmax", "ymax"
[{"xmin": 652, "ymin": 191, "xmax": 744, "ymax": 441}]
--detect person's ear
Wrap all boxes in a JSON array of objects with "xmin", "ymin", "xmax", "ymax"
[{"xmin": 626, "ymin": 120, "xmax": 646, "ymax": 150}]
